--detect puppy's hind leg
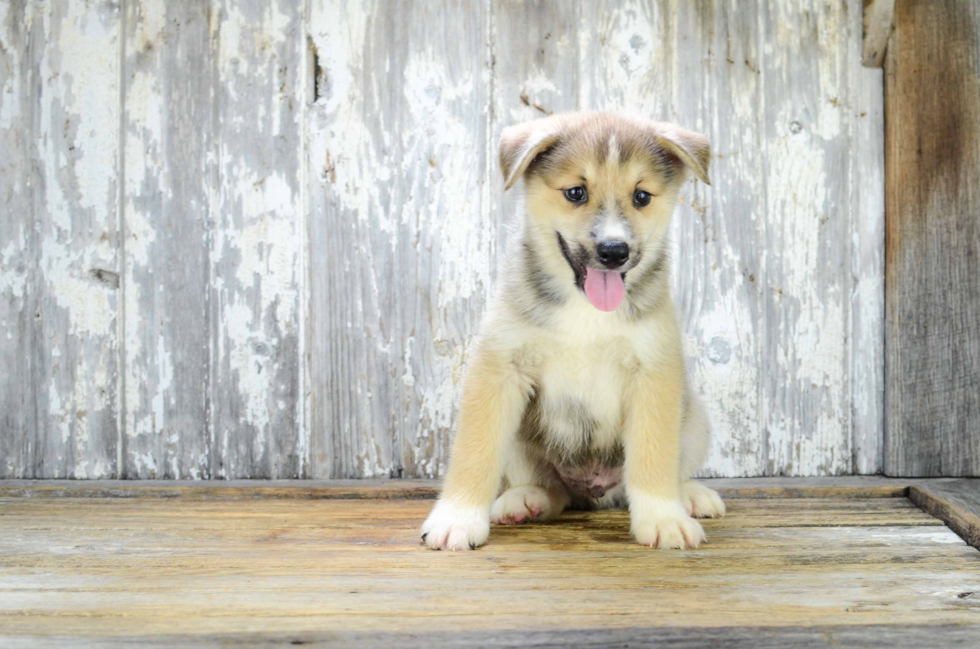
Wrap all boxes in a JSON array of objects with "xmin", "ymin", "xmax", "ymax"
[
  {"xmin": 678, "ymin": 392, "xmax": 725, "ymax": 519},
  {"xmin": 491, "ymin": 442, "xmax": 570, "ymax": 525},
  {"xmin": 680, "ymin": 480, "xmax": 726, "ymax": 518}
]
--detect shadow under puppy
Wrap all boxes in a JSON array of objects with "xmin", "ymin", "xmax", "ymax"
[{"xmin": 422, "ymin": 112, "xmax": 725, "ymax": 550}]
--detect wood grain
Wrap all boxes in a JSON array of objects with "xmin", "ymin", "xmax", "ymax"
[
  {"xmin": 668, "ymin": 0, "xmax": 768, "ymax": 477},
  {"xmin": 851, "ymin": 1, "xmax": 888, "ymax": 475},
  {"xmin": 210, "ymin": 0, "xmax": 305, "ymax": 478},
  {"xmin": 0, "ymin": 0, "xmax": 890, "ymax": 479},
  {"xmin": 0, "ymin": 494, "xmax": 976, "ymax": 643},
  {"xmin": 863, "ymin": 0, "xmax": 895, "ymax": 68},
  {"xmin": 910, "ymin": 480, "xmax": 980, "ymax": 549},
  {"xmin": 759, "ymin": 0, "xmax": 881, "ymax": 476},
  {"xmin": 884, "ymin": 0, "xmax": 980, "ymax": 476},
  {"xmin": 121, "ymin": 1, "xmax": 212, "ymax": 478},
  {"xmin": 0, "ymin": 476, "xmax": 928, "ymax": 501},
  {"xmin": 0, "ymin": 1, "xmax": 35, "ymax": 478},
  {"xmin": 31, "ymin": 0, "xmax": 122, "ymax": 478},
  {"xmin": 308, "ymin": 0, "xmax": 493, "ymax": 478},
  {"xmin": 7, "ymin": 625, "xmax": 977, "ymax": 649}
]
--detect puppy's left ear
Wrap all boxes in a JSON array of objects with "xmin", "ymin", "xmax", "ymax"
[
  {"xmin": 499, "ymin": 120, "xmax": 562, "ymax": 191},
  {"xmin": 655, "ymin": 124, "xmax": 711, "ymax": 186}
]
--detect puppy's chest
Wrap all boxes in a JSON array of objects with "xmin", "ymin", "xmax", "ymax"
[
  {"xmin": 519, "ymin": 341, "xmax": 631, "ymax": 467},
  {"xmin": 537, "ymin": 350, "xmax": 626, "ymax": 430}
]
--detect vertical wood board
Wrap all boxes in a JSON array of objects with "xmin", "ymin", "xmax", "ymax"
[
  {"xmin": 0, "ymin": 0, "xmax": 36, "ymax": 478},
  {"xmin": 121, "ymin": 0, "xmax": 212, "ymax": 478},
  {"xmin": 884, "ymin": 0, "xmax": 980, "ymax": 476},
  {"xmin": 308, "ymin": 0, "xmax": 493, "ymax": 478},
  {"xmin": 211, "ymin": 0, "xmax": 305, "ymax": 478},
  {"xmin": 660, "ymin": 0, "xmax": 768, "ymax": 476},
  {"xmin": 31, "ymin": 0, "xmax": 121, "ymax": 478}
]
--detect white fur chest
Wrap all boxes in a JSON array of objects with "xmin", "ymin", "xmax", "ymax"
[
  {"xmin": 535, "ymin": 338, "xmax": 628, "ymax": 437},
  {"xmin": 517, "ymin": 302, "xmax": 644, "ymax": 458}
]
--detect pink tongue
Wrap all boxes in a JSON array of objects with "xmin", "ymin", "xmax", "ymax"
[{"xmin": 584, "ymin": 268, "xmax": 625, "ymax": 312}]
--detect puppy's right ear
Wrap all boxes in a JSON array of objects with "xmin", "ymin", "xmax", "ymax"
[{"xmin": 499, "ymin": 121, "xmax": 561, "ymax": 191}]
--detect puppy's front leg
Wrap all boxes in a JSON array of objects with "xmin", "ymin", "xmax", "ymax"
[
  {"xmin": 421, "ymin": 346, "xmax": 530, "ymax": 550},
  {"xmin": 624, "ymin": 363, "xmax": 706, "ymax": 549}
]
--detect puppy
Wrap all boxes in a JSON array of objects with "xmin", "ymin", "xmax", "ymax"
[{"xmin": 421, "ymin": 112, "xmax": 725, "ymax": 550}]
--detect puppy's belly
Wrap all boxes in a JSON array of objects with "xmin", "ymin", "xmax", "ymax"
[
  {"xmin": 518, "ymin": 392, "xmax": 624, "ymax": 498},
  {"xmin": 554, "ymin": 463, "xmax": 623, "ymax": 498}
]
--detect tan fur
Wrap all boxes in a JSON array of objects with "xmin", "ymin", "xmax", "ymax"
[
  {"xmin": 439, "ymin": 343, "xmax": 534, "ymax": 507},
  {"xmin": 422, "ymin": 112, "xmax": 723, "ymax": 551}
]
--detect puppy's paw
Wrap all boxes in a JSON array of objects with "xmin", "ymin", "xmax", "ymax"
[
  {"xmin": 420, "ymin": 500, "xmax": 490, "ymax": 551},
  {"xmin": 491, "ymin": 485, "xmax": 559, "ymax": 525},
  {"xmin": 629, "ymin": 495, "xmax": 706, "ymax": 549},
  {"xmin": 680, "ymin": 480, "xmax": 726, "ymax": 518}
]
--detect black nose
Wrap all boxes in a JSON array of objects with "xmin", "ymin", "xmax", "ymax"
[{"xmin": 596, "ymin": 241, "xmax": 629, "ymax": 268}]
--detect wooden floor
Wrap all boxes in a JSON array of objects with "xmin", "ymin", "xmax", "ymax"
[{"xmin": 1, "ymin": 479, "xmax": 979, "ymax": 648}]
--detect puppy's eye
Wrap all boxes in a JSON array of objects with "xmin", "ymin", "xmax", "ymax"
[
  {"xmin": 633, "ymin": 190, "xmax": 652, "ymax": 208},
  {"xmin": 563, "ymin": 187, "xmax": 587, "ymax": 203}
]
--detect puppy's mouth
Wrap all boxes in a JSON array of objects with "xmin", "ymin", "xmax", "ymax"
[{"xmin": 556, "ymin": 233, "xmax": 627, "ymax": 313}]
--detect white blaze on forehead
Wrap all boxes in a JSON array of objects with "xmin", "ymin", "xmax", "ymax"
[
  {"xmin": 595, "ymin": 215, "xmax": 631, "ymax": 243},
  {"xmin": 607, "ymin": 132, "xmax": 620, "ymax": 166}
]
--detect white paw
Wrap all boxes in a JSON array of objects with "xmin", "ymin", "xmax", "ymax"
[
  {"xmin": 680, "ymin": 480, "xmax": 726, "ymax": 518},
  {"xmin": 629, "ymin": 493, "xmax": 706, "ymax": 549},
  {"xmin": 490, "ymin": 485, "xmax": 557, "ymax": 524},
  {"xmin": 420, "ymin": 500, "xmax": 490, "ymax": 551}
]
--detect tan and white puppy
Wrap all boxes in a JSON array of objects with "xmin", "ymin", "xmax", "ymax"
[{"xmin": 421, "ymin": 112, "xmax": 725, "ymax": 550}]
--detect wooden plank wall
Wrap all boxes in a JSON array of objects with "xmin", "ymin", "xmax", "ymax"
[
  {"xmin": 1, "ymin": 0, "xmax": 122, "ymax": 479},
  {"xmin": 0, "ymin": 0, "xmax": 884, "ymax": 479},
  {"xmin": 884, "ymin": 0, "xmax": 980, "ymax": 476}
]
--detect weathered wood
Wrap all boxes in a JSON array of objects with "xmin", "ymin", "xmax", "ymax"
[
  {"xmin": 0, "ymin": 495, "xmax": 976, "ymax": 642},
  {"xmin": 863, "ymin": 0, "xmax": 895, "ymax": 68},
  {"xmin": 757, "ymin": 0, "xmax": 879, "ymax": 476},
  {"xmin": 0, "ymin": 1, "xmax": 35, "ymax": 478},
  {"xmin": 0, "ymin": 476, "xmax": 928, "ymax": 501},
  {"xmin": 884, "ymin": 0, "xmax": 980, "ymax": 476},
  {"xmin": 489, "ymin": 0, "xmax": 581, "ymax": 262},
  {"xmin": 120, "ymin": 1, "xmax": 212, "ymax": 478},
  {"xmin": 7, "ymin": 625, "xmax": 978, "ymax": 649},
  {"xmin": 0, "ymin": 478, "xmax": 443, "ymax": 501},
  {"xmin": 31, "ymin": 0, "xmax": 122, "ymax": 478},
  {"xmin": 909, "ymin": 480, "xmax": 980, "ymax": 549},
  {"xmin": 308, "ymin": 0, "xmax": 493, "ymax": 478},
  {"xmin": 0, "ymin": 496, "xmax": 940, "ymax": 531},
  {"xmin": 211, "ymin": 0, "xmax": 305, "ymax": 478},
  {"xmin": 0, "ymin": 0, "xmax": 891, "ymax": 479},
  {"xmin": 667, "ymin": 0, "xmax": 768, "ymax": 477},
  {"xmin": 851, "ymin": 2, "xmax": 889, "ymax": 475}
]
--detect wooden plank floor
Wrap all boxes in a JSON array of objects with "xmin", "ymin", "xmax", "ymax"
[{"xmin": 0, "ymin": 482, "xmax": 979, "ymax": 647}]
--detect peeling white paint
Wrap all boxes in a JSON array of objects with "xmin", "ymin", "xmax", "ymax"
[
  {"xmin": 3, "ymin": 0, "xmax": 884, "ymax": 480},
  {"xmin": 211, "ymin": 0, "xmax": 304, "ymax": 478},
  {"xmin": 49, "ymin": 2, "xmax": 119, "ymax": 215},
  {"xmin": 25, "ymin": 0, "xmax": 121, "ymax": 479},
  {"xmin": 0, "ymin": 240, "xmax": 26, "ymax": 299}
]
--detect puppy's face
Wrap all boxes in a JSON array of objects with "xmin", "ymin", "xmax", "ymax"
[{"xmin": 500, "ymin": 113, "xmax": 709, "ymax": 313}]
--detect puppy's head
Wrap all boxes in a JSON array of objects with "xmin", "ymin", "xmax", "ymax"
[{"xmin": 500, "ymin": 112, "xmax": 709, "ymax": 313}]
